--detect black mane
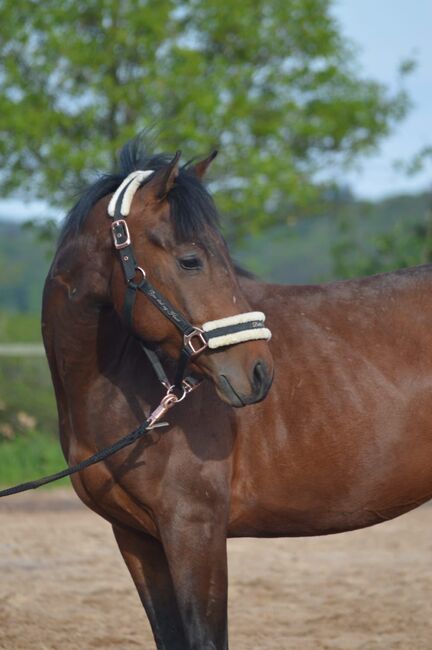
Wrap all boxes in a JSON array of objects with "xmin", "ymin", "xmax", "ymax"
[{"xmin": 58, "ymin": 134, "xmax": 220, "ymax": 246}]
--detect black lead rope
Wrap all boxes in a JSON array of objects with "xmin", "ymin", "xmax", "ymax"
[
  {"xmin": 0, "ymin": 417, "xmax": 153, "ymax": 498},
  {"xmin": 0, "ymin": 343, "xmax": 201, "ymax": 499}
]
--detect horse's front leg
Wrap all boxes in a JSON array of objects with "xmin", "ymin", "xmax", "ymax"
[
  {"xmin": 159, "ymin": 501, "xmax": 229, "ymax": 650},
  {"xmin": 113, "ymin": 524, "xmax": 187, "ymax": 650}
]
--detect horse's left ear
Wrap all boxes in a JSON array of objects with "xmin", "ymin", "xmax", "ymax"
[
  {"xmin": 191, "ymin": 150, "xmax": 218, "ymax": 179},
  {"xmin": 148, "ymin": 151, "xmax": 181, "ymax": 200}
]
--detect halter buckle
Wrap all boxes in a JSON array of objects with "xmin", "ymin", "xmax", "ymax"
[
  {"xmin": 184, "ymin": 328, "xmax": 208, "ymax": 355},
  {"xmin": 112, "ymin": 219, "xmax": 131, "ymax": 249}
]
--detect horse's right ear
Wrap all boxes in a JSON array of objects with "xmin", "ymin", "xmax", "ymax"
[{"xmin": 147, "ymin": 151, "xmax": 181, "ymax": 200}]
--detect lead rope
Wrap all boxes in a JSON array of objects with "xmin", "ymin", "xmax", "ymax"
[
  {"xmin": 0, "ymin": 343, "xmax": 201, "ymax": 498},
  {"xmin": 0, "ymin": 383, "xmax": 195, "ymax": 497}
]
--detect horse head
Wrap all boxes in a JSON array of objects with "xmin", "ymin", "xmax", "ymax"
[{"xmin": 57, "ymin": 139, "xmax": 274, "ymax": 408}]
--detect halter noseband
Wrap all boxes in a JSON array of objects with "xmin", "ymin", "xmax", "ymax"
[{"xmin": 108, "ymin": 170, "xmax": 271, "ymax": 399}]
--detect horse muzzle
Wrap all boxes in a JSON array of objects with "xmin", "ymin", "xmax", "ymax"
[
  {"xmin": 217, "ymin": 359, "xmax": 273, "ymax": 407},
  {"xmin": 201, "ymin": 347, "xmax": 274, "ymax": 408}
]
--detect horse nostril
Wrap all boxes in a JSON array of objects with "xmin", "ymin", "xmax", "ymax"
[{"xmin": 253, "ymin": 361, "xmax": 267, "ymax": 392}]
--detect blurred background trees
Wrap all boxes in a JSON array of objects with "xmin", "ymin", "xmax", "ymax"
[{"xmin": 0, "ymin": 0, "xmax": 410, "ymax": 240}]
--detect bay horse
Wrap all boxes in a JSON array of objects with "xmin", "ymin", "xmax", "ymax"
[{"xmin": 43, "ymin": 135, "xmax": 432, "ymax": 649}]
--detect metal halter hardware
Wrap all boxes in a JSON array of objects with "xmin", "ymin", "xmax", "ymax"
[
  {"xmin": 184, "ymin": 328, "xmax": 208, "ymax": 355},
  {"xmin": 112, "ymin": 219, "xmax": 131, "ymax": 249},
  {"xmin": 132, "ymin": 266, "xmax": 147, "ymax": 284},
  {"xmin": 146, "ymin": 380, "xmax": 196, "ymax": 429}
]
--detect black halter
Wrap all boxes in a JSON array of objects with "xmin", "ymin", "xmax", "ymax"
[
  {"xmin": 109, "ymin": 171, "xmax": 271, "ymax": 396},
  {"xmin": 111, "ymin": 219, "xmax": 207, "ymax": 394}
]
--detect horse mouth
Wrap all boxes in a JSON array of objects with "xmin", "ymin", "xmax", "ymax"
[
  {"xmin": 218, "ymin": 375, "xmax": 246, "ymax": 407},
  {"xmin": 217, "ymin": 367, "xmax": 273, "ymax": 408}
]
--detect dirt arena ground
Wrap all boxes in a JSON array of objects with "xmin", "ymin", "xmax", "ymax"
[{"xmin": 0, "ymin": 490, "xmax": 431, "ymax": 650}]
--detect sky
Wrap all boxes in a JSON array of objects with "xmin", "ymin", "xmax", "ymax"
[
  {"xmin": 333, "ymin": 0, "xmax": 432, "ymax": 198},
  {"xmin": 1, "ymin": 0, "xmax": 431, "ymax": 221}
]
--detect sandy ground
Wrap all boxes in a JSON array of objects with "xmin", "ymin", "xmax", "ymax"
[{"xmin": 0, "ymin": 490, "xmax": 431, "ymax": 650}]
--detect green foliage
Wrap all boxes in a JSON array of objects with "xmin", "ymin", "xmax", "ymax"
[
  {"xmin": 0, "ymin": 220, "xmax": 51, "ymax": 312},
  {"xmin": 0, "ymin": 311, "xmax": 42, "ymax": 342},
  {"xmin": 1, "ymin": 191, "xmax": 432, "ymax": 315},
  {"xmin": 235, "ymin": 192, "xmax": 432, "ymax": 283},
  {"xmin": 330, "ymin": 194, "xmax": 432, "ymax": 279},
  {"xmin": 22, "ymin": 219, "xmax": 58, "ymax": 258},
  {"xmin": 0, "ymin": 352, "xmax": 63, "ymax": 488},
  {"xmin": 396, "ymin": 145, "xmax": 432, "ymax": 177},
  {"xmin": 0, "ymin": 430, "xmax": 68, "ymax": 487},
  {"xmin": 0, "ymin": 355, "xmax": 57, "ymax": 434},
  {"xmin": 0, "ymin": 0, "xmax": 410, "ymax": 241}
]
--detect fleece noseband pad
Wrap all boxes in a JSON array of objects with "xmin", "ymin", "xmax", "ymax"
[{"xmin": 202, "ymin": 311, "xmax": 271, "ymax": 349}]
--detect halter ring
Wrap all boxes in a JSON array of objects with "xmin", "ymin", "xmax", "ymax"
[
  {"xmin": 184, "ymin": 328, "xmax": 208, "ymax": 355},
  {"xmin": 128, "ymin": 266, "xmax": 147, "ymax": 289}
]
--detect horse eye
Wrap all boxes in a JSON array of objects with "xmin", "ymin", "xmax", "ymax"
[{"xmin": 178, "ymin": 255, "xmax": 203, "ymax": 271}]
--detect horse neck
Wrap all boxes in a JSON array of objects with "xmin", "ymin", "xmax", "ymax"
[
  {"xmin": 44, "ymin": 233, "xmax": 154, "ymax": 392},
  {"xmin": 46, "ymin": 278, "xmax": 165, "ymax": 419}
]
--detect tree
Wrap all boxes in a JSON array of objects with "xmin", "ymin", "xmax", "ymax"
[
  {"xmin": 331, "ymin": 195, "xmax": 432, "ymax": 280},
  {"xmin": 0, "ymin": 0, "xmax": 410, "ymax": 241}
]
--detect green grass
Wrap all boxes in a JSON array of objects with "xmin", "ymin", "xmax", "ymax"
[
  {"xmin": 0, "ymin": 311, "xmax": 42, "ymax": 343},
  {"xmin": 0, "ymin": 315, "xmax": 67, "ymax": 488},
  {"xmin": 0, "ymin": 356, "xmax": 57, "ymax": 433},
  {"xmin": 0, "ymin": 429, "xmax": 69, "ymax": 488}
]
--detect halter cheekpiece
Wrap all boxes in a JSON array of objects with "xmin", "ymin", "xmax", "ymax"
[{"xmin": 108, "ymin": 169, "xmax": 271, "ymax": 417}]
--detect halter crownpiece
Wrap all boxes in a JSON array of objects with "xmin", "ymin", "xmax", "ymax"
[
  {"xmin": 108, "ymin": 170, "xmax": 271, "ymax": 391},
  {"xmin": 108, "ymin": 169, "xmax": 154, "ymax": 218}
]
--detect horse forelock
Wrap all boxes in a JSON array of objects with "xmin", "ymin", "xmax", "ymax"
[{"xmin": 57, "ymin": 134, "xmax": 221, "ymax": 251}]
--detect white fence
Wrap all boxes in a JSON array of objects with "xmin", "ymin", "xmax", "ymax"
[{"xmin": 0, "ymin": 344, "xmax": 45, "ymax": 357}]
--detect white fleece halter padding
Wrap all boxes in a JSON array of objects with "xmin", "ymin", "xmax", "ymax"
[
  {"xmin": 108, "ymin": 170, "xmax": 154, "ymax": 218},
  {"xmin": 202, "ymin": 311, "xmax": 264, "ymax": 331},
  {"xmin": 202, "ymin": 311, "xmax": 271, "ymax": 349}
]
